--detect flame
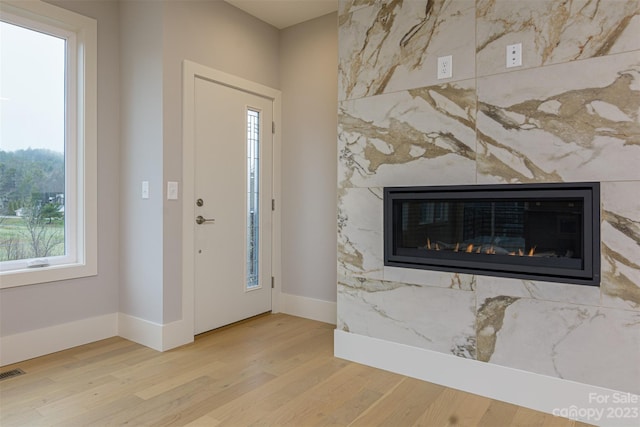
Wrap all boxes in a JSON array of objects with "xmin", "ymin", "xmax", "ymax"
[{"xmin": 422, "ymin": 240, "xmax": 538, "ymax": 257}]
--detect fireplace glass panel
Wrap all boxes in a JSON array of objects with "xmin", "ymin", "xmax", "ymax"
[
  {"xmin": 384, "ymin": 183, "xmax": 600, "ymax": 285},
  {"xmin": 396, "ymin": 199, "xmax": 583, "ymax": 269}
]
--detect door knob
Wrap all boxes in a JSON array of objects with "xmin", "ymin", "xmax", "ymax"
[{"xmin": 196, "ymin": 215, "xmax": 215, "ymax": 225}]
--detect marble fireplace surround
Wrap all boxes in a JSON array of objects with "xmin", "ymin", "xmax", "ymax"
[{"xmin": 335, "ymin": 0, "xmax": 640, "ymax": 416}]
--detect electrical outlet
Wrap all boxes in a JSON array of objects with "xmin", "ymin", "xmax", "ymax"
[
  {"xmin": 506, "ymin": 43, "xmax": 522, "ymax": 68},
  {"xmin": 437, "ymin": 55, "xmax": 452, "ymax": 79}
]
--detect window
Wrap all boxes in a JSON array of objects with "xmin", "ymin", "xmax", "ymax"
[
  {"xmin": 0, "ymin": 1, "xmax": 97, "ymax": 288},
  {"xmin": 246, "ymin": 109, "xmax": 260, "ymax": 290}
]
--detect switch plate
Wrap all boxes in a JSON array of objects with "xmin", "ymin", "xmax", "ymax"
[
  {"xmin": 167, "ymin": 181, "xmax": 179, "ymax": 200},
  {"xmin": 506, "ymin": 43, "xmax": 522, "ymax": 68},
  {"xmin": 142, "ymin": 181, "xmax": 149, "ymax": 199},
  {"xmin": 437, "ymin": 55, "xmax": 452, "ymax": 79}
]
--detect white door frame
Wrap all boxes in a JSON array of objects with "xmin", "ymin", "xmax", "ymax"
[{"xmin": 181, "ymin": 60, "xmax": 282, "ymax": 339}]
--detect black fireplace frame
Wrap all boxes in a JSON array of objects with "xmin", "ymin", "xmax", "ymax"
[{"xmin": 384, "ymin": 182, "xmax": 601, "ymax": 286}]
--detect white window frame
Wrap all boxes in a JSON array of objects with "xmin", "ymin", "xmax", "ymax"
[{"xmin": 0, "ymin": 1, "xmax": 97, "ymax": 288}]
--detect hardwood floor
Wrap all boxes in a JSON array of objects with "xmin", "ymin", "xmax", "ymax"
[{"xmin": 0, "ymin": 314, "xmax": 592, "ymax": 426}]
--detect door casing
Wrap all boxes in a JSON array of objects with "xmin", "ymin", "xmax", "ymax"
[
  {"xmin": 193, "ymin": 77, "xmax": 273, "ymax": 333},
  {"xmin": 181, "ymin": 60, "xmax": 282, "ymax": 341}
]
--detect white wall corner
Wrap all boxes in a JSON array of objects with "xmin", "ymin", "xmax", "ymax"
[
  {"xmin": 334, "ymin": 330, "xmax": 639, "ymax": 427},
  {"xmin": 281, "ymin": 292, "xmax": 336, "ymax": 325},
  {"xmin": 0, "ymin": 313, "xmax": 118, "ymax": 366}
]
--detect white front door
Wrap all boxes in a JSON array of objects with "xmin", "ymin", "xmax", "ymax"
[{"xmin": 193, "ymin": 76, "xmax": 273, "ymax": 335}]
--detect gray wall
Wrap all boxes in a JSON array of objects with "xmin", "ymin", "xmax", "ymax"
[
  {"xmin": 280, "ymin": 13, "xmax": 338, "ymax": 302},
  {"xmin": 0, "ymin": 0, "xmax": 120, "ymax": 336},
  {"xmin": 1, "ymin": 0, "xmax": 338, "ymax": 340},
  {"xmin": 119, "ymin": 0, "xmax": 165, "ymax": 323},
  {"xmin": 119, "ymin": 0, "xmax": 281, "ymax": 325},
  {"xmin": 161, "ymin": 0, "xmax": 281, "ymax": 322}
]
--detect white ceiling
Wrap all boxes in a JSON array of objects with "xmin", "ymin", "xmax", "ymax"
[{"xmin": 224, "ymin": 0, "xmax": 338, "ymax": 30}]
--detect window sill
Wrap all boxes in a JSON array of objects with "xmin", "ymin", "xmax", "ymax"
[{"xmin": 0, "ymin": 262, "xmax": 97, "ymax": 289}]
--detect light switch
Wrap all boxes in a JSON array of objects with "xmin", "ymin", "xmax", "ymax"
[
  {"xmin": 167, "ymin": 181, "xmax": 179, "ymax": 200},
  {"xmin": 142, "ymin": 181, "xmax": 149, "ymax": 199}
]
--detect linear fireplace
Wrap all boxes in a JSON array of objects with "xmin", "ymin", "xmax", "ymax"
[{"xmin": 384, "ymin": 183, "xmax": 600, "ymax": 286}]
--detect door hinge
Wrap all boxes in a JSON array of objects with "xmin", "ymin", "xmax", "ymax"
[
  {"xmin": 271, "ymin": 276, "xmax": 275, "ymax": 288},
  {"xmin": 272, "ymin": 121, "xmax": 275, "ymax": 134},
  {"xmin": 272, "ymin": 199, "xmax": 275, "ymax": 211}
]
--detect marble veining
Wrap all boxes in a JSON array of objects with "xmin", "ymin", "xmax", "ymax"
[
  {"xmin": 338, "ymin": 0, "xmax": 375, "ymax": 18},
  {"xmin": 476, "ymin": 295, "xmax": 520, "ymax": 362},
  {"xmin": 337, "ymin": 187, "xmax": 384, "ymax": 279},
  {"xmin": 337, "ymin": 0, "xmax": 640, "ymax": 394},
  {"xmin": 477, "ymin": 52, "xmax": 640, "ymax": 183},
  {"xmin": 475, "ymin": 277, "xmax": 601, "ymax": 308},
  {"xmin": 486, "ymin": 298, "xmax": 640, "ymax": 393},
  {"xmin": 602, "ymin": 239, "xmax": 640, "ymax": 309},
  {"xmin": 601, "ymin": 181, "xmax": 640, "ymax": 311},
  {"xmin": 339, "ymin": 81, "xmax": 477, "ymax": 188},
  {"xmin": 339, "ymin": 0, "xmax": 475, "ymax": 100},
  {"xmin": 338, "ymin": 275, "xmax": 477, "ymax": 358},
  {"xmin": 339, "ymin": 275, "xmax": 409, "ymax": 295},
  {"xmin": 476, "ymin": 0, "xmax": 640, "ymax": 76},
  {"xmin": 384, "ymin": 266, "xmax": 476, "ymax": 291}
]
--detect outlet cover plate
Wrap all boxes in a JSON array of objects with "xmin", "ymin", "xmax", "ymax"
[
  {"xmin": 437, "ymin": 55, "xmax": 452, "ymax": 79},
  {"xmin": 506, "ymin": 43, "xmax": 522, "ymax": 68}
]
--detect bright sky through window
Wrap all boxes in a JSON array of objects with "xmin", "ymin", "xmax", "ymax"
[
  {"xmin": 0, "ymin": 21, "xmax": 65, "ymax": 153},
  {"xmin": 1, "ymin": 19, "xmax": 66, "ymax": 266},
  {"xmin": 0, "ymin": 0, "xmax": 97, "ymax": 287}
]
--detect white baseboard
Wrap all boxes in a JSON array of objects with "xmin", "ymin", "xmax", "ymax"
[
  {"xmin": 0, "ymin": 312, "xmax": 193, "ymax": 366},
  {"xmin": 280, "ymin": 292, "xmax": 336, "ymax": 325},
  {"xmin": 334, "ymin": 330, "xmax": 639, "ymax": 427},
  {"xmin": 117, "ymin": 313, "xmax": 163, "ymax": 351},
  {"xmin": 117, "ymin": 313, "xmax": 193, "ymax": 352},
  {"xmin": 0, "ymin": 313, "xmax": 118, "ymax": 366},
  {"xmin": 161, "ymin": 318, "xmax": 193, "ymax": 351}
]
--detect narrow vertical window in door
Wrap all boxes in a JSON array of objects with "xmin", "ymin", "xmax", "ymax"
[{"xmin": 246, "ymin": 109, "xmax": 260, "ymax": 290}]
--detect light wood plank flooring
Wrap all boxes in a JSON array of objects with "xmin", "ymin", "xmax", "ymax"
[{"xmin": 0, "ymin": 314, "xmax": 593, "ymax": 426}]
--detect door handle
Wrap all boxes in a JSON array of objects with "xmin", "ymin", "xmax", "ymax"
[{"xmin": 196, "ymin": 215, "xmax": 215, "ymax": 225}]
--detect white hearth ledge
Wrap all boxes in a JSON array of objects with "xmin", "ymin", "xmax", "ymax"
[{"xmin": 334, "ymin": 330, "xmax": 639, "ymax": 427}]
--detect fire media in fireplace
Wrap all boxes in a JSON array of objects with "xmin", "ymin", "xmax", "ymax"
[{"xmin": 384, "ymin": 183, "xmax": 600, "ymax": 286}]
